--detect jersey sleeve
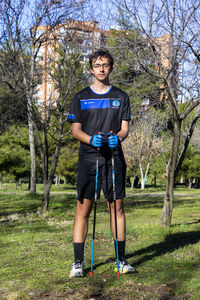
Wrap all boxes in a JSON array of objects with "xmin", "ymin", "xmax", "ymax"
[
  {"xmin": 67, "ymin": 93, "xmax": 81, "ymax": 123},
  {"xmin": 122, "ymin": 94, "xmax": 131, "ymax": 120}
]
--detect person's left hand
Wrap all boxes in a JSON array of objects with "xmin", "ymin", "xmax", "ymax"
[{"xmin": 108, "ymin": 134, "xmax": 119, "ymax": 148}]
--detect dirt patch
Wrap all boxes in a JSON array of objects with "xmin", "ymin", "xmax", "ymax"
[{"xmin": 14, "ymin": 282, "xmax": 191, "ymax": 300}]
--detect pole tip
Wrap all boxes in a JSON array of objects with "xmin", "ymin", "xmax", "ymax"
[
  {"xmin": 90, "ymin": 271, "xmax": 93, "ymax": 277},
  {"xmin": 117, "ymin": 271, "xmax": 120, "ymax": 277}
]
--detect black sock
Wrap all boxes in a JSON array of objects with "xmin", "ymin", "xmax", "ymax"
[
  {"xmin": 114, "ymin": 240, "xmax": 125, "ymax": 261},
  {"xmin": 73, "ymin": 242, "xmax": 84, "ymax": 263}
]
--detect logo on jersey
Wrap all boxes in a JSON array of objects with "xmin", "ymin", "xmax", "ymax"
[
  {"xmin": 80, "ymin": 99, "xmax": 110, "ymax": 110},
  {"xmin": 67, "ymin": 113, "xmax": 75, "ymax": 120},
  {"xmin": 112, "ymin": 99, "xmax": 120, "ymax": 108}
]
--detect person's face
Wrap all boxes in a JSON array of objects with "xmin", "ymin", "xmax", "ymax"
[{"xmin": 90, "ymin": 56, "xmax": 112, "ymax": 82}]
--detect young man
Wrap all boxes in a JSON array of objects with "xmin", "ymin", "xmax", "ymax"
[{"xmin": 67, "ymin": 49, "xmax": 135, "ymax": 277}]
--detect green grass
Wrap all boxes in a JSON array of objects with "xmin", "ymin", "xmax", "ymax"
[{"xmin": 0, "ymin": 184, "xmax": 200, "ymax": 299}]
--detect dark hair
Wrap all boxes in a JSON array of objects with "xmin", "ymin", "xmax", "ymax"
[{"xmin": 89, "ymin": 49, "xmax": 114, "ymax": 69}]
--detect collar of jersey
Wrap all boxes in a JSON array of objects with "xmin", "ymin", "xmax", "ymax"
[{"xmin": 89, "ymin": 85, "xmax": 113, "ymax": 95}]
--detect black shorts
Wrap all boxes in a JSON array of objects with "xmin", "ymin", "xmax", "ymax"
[{"xmin": 76, "ymin": 157, "xmax": 126, "ymax": 201}]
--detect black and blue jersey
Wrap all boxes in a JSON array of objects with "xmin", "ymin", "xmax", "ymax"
[{"xmin": 67, "ymin": 85, "xmax": 131, "ymax": 160}]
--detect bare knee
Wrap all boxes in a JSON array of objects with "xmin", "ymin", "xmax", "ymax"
[
  {"xmin": 75, "ymin": 199, "xmax": 93, "ymax": 219},
  {"xmin": 108, "ymin": 199, "xmax": 125, "ymax": 216}
]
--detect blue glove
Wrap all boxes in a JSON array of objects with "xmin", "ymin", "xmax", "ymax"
[
  {"xmin": 89, "ymin": 134, "xmax": 103, "ymax": 148},
  {"xmin": 108, "ymin": 134, "xmax": 119, "ymax": 148}
]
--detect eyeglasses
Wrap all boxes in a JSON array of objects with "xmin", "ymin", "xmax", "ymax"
[{"xmin": 92, "ymin": 64, "xmax": 110, "ymax": 69}]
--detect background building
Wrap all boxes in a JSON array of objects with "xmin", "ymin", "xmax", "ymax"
[
  {"xmin": 36, "ymin": 20, "xmax": 106, "ymax": 106},
  {"xmin": 36, "ymin": 21, "xmax": 178, "ymax": 108}
]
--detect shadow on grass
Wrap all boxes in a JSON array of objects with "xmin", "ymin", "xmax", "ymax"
[
  {"xmin": 126, "ymin": 230, "xmax": 200, "ymax": 267},
  {"xmin": 84, "ymin": 230, "xmax": 200, "ymax": 276},
  {"xmin": 50, "ymin": 194, "xmax": 76, "ymax": 210},
  {"xmin": 0, "ymin": 194, "xmax": 43, "ymax": 217},
  {"xmin": 172, "ymin": 219, "xmax": 200, "ymax": 226},
  {"xmin": 0, "ymin": 193, "xmax": 76, "ymax": 219},
  {"xmin": 123, "ymin": 194, "xmax": 200, "ymax": 211},
  {"xmin": 1, "ymin": 188, "xmax": 199, "ymax": 218}
]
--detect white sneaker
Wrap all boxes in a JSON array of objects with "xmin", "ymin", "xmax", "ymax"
[
  {"xmin": 115, "ymin": 259, "xmax": 135, "ymax": 274},
  {"xmin": 69, "ymin": 261, "xmax": 85, "ymax": 278}
]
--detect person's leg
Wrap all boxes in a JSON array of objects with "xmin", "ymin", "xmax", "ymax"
[
  {"xmin": 69, "ymin": 198, "xmax": 93, "ymax": 278},
  {"xmin": 73, "ymin": 198, "xmax": 93, "ymax": 261},
  {"xmin": 73, "ymin": 198, "xmax": 94, "ymax": 243},
  {"xmin": 107, "ymin": 198, "xmax": 125, "ymax": 241},
  {"xmin": 107, "ymin": 198, "xmax": 126, "ymax": 260},
  {"xmin": 107, "ymin": 199, "xmax": 135, "ymax": 274}
]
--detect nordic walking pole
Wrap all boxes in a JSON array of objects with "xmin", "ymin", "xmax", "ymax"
[
  {"xmin": 90, "ymin": 131, "xmax": 101, "ymax": 277},
  {"xmin": 110, "ymin": 131, "xmax": 120, "ymax": 277}
]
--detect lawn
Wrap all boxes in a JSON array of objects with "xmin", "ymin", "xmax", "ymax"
[{"xmin": 0, "ymin": 184, "xmax": 200, "ymax": 299}]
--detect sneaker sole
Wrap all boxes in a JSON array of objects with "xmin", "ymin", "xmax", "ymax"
[
  {"xmin": 69, "ymin": 274, "xmax": 85, "ymax": 278},
  {"xmin": 114, "ymin": 267, "xmax": 135, "ymax": 274},
  {"xmin": 69, "ymin": 272, "xmax": 85, "ymax": 278}
]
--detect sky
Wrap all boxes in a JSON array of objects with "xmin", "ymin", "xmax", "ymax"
[{"xmin": 83, "ymin": 0, "xmax": 119, "ymax": 30}]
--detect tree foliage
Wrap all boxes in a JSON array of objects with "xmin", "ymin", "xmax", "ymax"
[
  {"xmin": 0, "ymin": 126, "xmax": 32, "ymax": 181},
  {"xmin": 56, "ymin": 147, "xmax": 78, "ymax": 185},
  {"xmin": 0, "ymin": 83, "xmax": 27, "ymax": 134},
  {"xmin": 106, "ymin": 26, "xmax": 162, "ymax": 113},
  {"xmin": 111, "ymin": 0, "xmax": 200, "ymax": 226},
  {"xmin": 123, "ymin": 107, "xmax": 167, "ymax": 189},
  {"xmin": 0, "ymin": 0, "xmax": 89, "ymax": 212}
]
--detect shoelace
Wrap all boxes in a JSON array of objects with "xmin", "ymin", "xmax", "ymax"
[
  {"xmin": 120, "ymin": 258, "xmax": 128, "ymax": 266},
  {"xmin": 74, "ymin": 262, "xmax": 82, "ymax": 269}
]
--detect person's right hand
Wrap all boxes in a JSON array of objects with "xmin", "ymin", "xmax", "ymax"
[{"xmin": 89, "ymin": 134, "xmax": 103, "ymax": 148}]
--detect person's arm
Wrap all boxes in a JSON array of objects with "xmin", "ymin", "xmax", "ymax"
[
  {"xmin": 72, "ymin": 122, "xmax": 91, "ymax": 144},
  {"xmin": 117, "ymin": 120, "xmax": 129, "ymax": 142}
]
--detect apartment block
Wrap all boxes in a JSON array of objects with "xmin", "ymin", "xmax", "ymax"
[
  {"xmin": 35, "ymin": 20, "xmax": 106, "ymax": 106},
  {"xmin": 35, "ymin": 21, "xmax": 177, "ymax": 108}
]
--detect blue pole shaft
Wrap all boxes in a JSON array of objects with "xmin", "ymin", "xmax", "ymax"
[{"xmin": 112, "ymin": 152, "xmax": 120, "ymax": 276}]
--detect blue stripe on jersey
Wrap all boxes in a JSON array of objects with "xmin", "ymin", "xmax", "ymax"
[{"xmin": 80, "ymin": 99, "xmax": 110, "ymax": 110}]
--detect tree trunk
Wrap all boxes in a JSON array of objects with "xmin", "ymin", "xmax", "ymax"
[
  {"xmin": 180, "ymin": 175, "xmax": 184, "ymax": 184},
  {"xmin": 188, "ymin": 178, "xmax": 193, "ymax": 189},
  {"xmin": 55, "ymin": 175, "xmax": 58, "ymax": 186},
  {"xmin": 131, "ymin": 174, "xmax": 136, "ymax": 190},
  {"xmin": 139, "ymin": 160, "xmax": 151, "ymax": 190},
  {"xmin": 55, "ymin": 175, "xmax": 61, "ymax": 186},
  {"xmin": 28, "ymin": 120, "xmax": 36, "ymax": 194},
  {"xmin": 154, "ymin": 172, "xmax": 157, "ymax": 188},
  {"xmin": 141, "ymin": 177, "xmax": 145, "ymax": 189},
  {"xmin": 39, "ymin": 126, "xmax": 62, "ymax": 214},
  {"xmin": 41, "ymin": 180, "xmax": 52, "ymax": 214},
  {"xmin": 161, "ymin": 118, "xmax": 182, "ymax": 227},
  {"xmin": 139, "ymin": 163, "xmax": 145, "ymax": 189},
  {"xmin": 18, "ymin": 49, "xmax": 37, "ymax": 194},
  {"xmin": 196, "ymin": 177, "xmax": 200, "ymax": 188}
]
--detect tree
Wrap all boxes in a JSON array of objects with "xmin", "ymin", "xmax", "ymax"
[
  {"xmin": 149, "ymin": 154, "xmax": 166, "ymax": 187},
  {"xmin": 56, "ymin": 147, "xmax": 78, "ymax": 185},
  {"xmin": 0, "ymin": 126, "xmax": 34, "ymax": 185},
  {"xmin": 123, "ymin": 107, "xmax": 166, "ymax": 189},
  {"xmin": 112, "ymin": 0, "xmax": 200, "ymax": 226},
  {"xmin": 36, "ymin": 37, "xmax": 86, "ymax": 212},
  {"xmin": 0, "ymin": 0, "xmax": 89, "ymax": 213},
  {"xmin": 0, "ymin": 82, "xmax": 27, "ymax": 134},
  {"xmin": 178, "ymin": 146, "xmax": 200, "ymax": 188},
  {"xmin": 106, "ymin": 26, "xmax": 162, "ymax": 113},
  {"xmin": 174, "ymin": 105, "xmax": 200, "ymax": 181}
]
